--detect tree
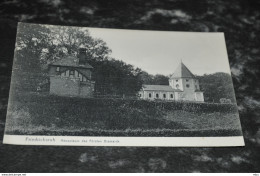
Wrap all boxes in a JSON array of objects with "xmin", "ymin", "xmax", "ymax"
[
  {"xmin": 153, "ymin": 74, "xmax": 169, "ymax": 85},
  {"xmin": 89, "ymin": 59, "xmax": 143, "ymax": 97},
  {"xmin": 198, "ymin": 72, "xmax": 236, "ymax": 103},
  {"xmin": 139, "ymin": 71, "xmax": 154, "ymax": 84},
  {"xmin": 13, "ymin": 23, "xmax": 51, "ymax": 91},
  {"xmin": 40, "ymin": 25, "xmax": 112, "ymax": 66},
  {"xmin": 139, "ymin": 71, "xmax": 169, "ymax": 85},
  {"xmin": 15, "ymin": 23, "xmax": 51, "ymax": 73}
]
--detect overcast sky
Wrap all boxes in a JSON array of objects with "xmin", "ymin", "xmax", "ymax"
[{"xmin": 87, "ymin": 27, "xmax": 231, "ymax": 76}]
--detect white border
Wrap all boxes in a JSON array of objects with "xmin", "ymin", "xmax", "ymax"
[
  {"xmin": 3, "ymin": 135, "xmax": 245, "ymax": 147},
  {"xmin": 0, "ymin": 174, "xmax": 257, "ymax": 176}
]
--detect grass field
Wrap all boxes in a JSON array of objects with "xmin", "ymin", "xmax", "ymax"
[{"xmin": 4, "ymin": 92, "xmax": 243, "ymax": 137}]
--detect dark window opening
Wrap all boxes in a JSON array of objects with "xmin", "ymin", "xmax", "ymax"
[
  {"xmin": 163, "ymin": 94, "xmax": 166, "ymax": 98},
  {"xmin": 70, "ymin": 70, "xmax": 74, "ymax": 75},
  {"xmin": 186, "ymin": 79, "xmax": 189, "ymax": 82},
  {"xmin": 170, "ymin": 94, "xmax": 173, "ymax": 98},
  {"xmin": 186, "ymin": 84, "xmax": 190, "ymax": 88},
  {"xmin": 149, "ymin": 93, "xmax": 152, "ymax": 98},
  {"xmin": 176, "ymin": 79, "xmax": 178, "ymax": 82},
  {"xmin": 156, "ymin": 94, "xmax": 159, "ymax": 98}
]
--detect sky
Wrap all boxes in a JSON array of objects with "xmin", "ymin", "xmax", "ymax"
[{"xmin": 87, "ymin": 27, "xmax": 231, "ymax": 76}]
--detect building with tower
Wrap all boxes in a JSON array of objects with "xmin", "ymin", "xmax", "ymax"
[{"xmin": 138, "ymin": 62, "xmax": 204, "ymax": 102}]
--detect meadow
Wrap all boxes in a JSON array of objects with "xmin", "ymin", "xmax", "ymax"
[{"xmin": 4, "ymin": 92, "xmax": 242, "ymax": 137}]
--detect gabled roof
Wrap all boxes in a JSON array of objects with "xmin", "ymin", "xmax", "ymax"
[
  {"xmin": 50, "ymin": 55, "xmax": 93, "ymax": 69},
  {"xmin": 170, "ymin": 62, "xmax": 195, "ymax": 78},
  {"xmin": 142, "ymin": 85, "xmax": 182, "ymax": 92}
]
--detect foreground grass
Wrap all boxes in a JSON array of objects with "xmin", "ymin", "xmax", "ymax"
[
  {"xmin": 163, "ymin": 110, "xmax": 242, "ymax": 130},
  {"xmin": 4, "ymin": 92, "xmax": 243, "ymax": 137}
]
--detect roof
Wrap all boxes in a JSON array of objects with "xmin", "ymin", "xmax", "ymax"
[
  {"xmin": 49, "ymin": 55, "xmax": 93, "ymax": 69},
  {"xmin": 141, "ymin": 85, "xmax": 182, "ymax": 92},
  {"xmin": 170, "ymin": 62, "xmax": 195, "ymax": 78}
]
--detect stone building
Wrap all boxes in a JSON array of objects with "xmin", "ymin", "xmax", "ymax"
[
  {"xmin": 48, "ymin": 48, "xmax": 95, "ymax": 97},
  {"xmin": 139, "ymin": 62, "xmax": 204, "ymax": 102}
]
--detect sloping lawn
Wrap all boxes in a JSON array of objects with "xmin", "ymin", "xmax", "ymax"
[{"xmin": 4, "ymin": 92, "xmax": 242, "ymax": 136}]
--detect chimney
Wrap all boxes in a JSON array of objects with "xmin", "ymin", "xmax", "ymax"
[{"xmin": 78, "ymin": 48, "xmax": 87, "ymax": 65}]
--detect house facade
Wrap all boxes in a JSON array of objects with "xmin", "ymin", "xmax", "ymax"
[
  {"xmin": 139, "ymin": 62, "xmax": 204, "ymax": 102},
  {"xmin": 48, "ymin": 48, "xmax": 95, "ymax": 97}
]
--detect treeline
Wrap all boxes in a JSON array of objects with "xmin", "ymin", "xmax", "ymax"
[
  {"xmin": 139, "ymin": 72, "xmax": 169, "ymax": 85},
  {"xmin": 197, "ymin": 72, "xmax": 236, "ymax": 103}
]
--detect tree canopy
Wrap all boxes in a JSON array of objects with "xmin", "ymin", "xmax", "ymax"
[
  {"xmin": 139, "ymin": 72, "xmax": 169, "ymax": 85},
  {"xmin": 198, "ymin": 72, "xmax": 236, "ymax": 103}
]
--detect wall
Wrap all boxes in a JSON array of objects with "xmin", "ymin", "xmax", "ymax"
[
  {"xmin": 50, "ymin": 76, "xmax": 95, "ymax": 98},
  {"xmin": 79, "ymin": 81, "xmax": 95, "ymax": 97},
  {"xmin": 170, "ymin": 78, "xmax": 200, "ymax": 91},
  {"xmin": 195, "ymin": 92, "xmax": 204, "ymax": 102},
  {"xmin": 181, "ymin": 78, "xmax": 196, "ymax": 92},
  {"xmin": 50, "ymin": 76, "xmax": 79, "ymax": 97},
  {"xmin": 77, "ymin": 68, "xmax": 92, "ymax": 80},
  {"xmin": 49, "ymin": 65, "xmax": 92, "ymax": 80},
  {"xmin": 170, "ymin": 78, "xmax": 184, "ymax": 90}
]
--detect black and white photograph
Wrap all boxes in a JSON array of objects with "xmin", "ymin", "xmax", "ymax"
[{"xmin": 3, "ymin": 22, "xmax": 244, "ymax": 146}]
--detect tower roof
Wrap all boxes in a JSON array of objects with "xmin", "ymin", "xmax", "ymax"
[
  {"xmin": 170, "ymin": 62, "xmax": 195, "ymax": 78},
  {"xmin": 49, "ymin": 55, "xmax": 93, "ymax": 69}
]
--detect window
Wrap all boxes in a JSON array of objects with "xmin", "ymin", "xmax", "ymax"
[
  {"xmin": 186, "ymin": 79, "xmax": 189, "ymax": 82},
  {"xmin": 186, "ymin": 84, "xmax": 190, "ymax": 88},
  {"xmin": 149, "ymin": 93, "xmax": 152, "ymax": 98},
  {"xmin": 163, "ymin": 94, "xmax": 166, "ymax": 98},
  {"xmin": 156, "ymin": 94, "xmax": 159, "ymax": 98},
  {"xmin": 170, "ymin": 94, "xmax": 173, "ymax": 98},
  {"xmin": 176, "ymin": 79, "xmax": 178, "ymax": 82},
  {"xmin": 70, "ymin": 70, "xmax": 74, "ymax": 75},
  {"xmin": 65, "ymin": 70, "xmax": 69, "ymax": 76},
  {"xmin": 56, "ymin": 67, "xmax": 60, "ymax": 72}
]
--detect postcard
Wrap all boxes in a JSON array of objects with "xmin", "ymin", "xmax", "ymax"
[{"xmin": 3, "ymin": 22, "xmax": 244, "ymax": 146}]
